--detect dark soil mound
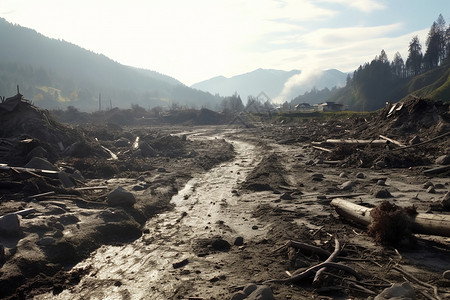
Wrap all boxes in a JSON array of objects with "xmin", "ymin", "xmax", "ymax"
[{"xmin": 240, "ymin": 153, "xmax": 288, "ymax": 192}]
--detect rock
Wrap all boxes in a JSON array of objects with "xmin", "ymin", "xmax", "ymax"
[
  {"xmin": 374, "ymin": 282, "xmax": 415, "ymax": 300},
  {"xmin": 443, "ymin": 270, "xmax": 450, "ymax": 280},
  {"xmin": 423, "ymin": 181, "xmax": 434, "ymax": 189},
  {"xmin": 375, "ymin": 189, "xmax": 393, "ymax": 198},
  {"xmin": 377, "ymin": 179, "xmax": 386, "ymax": 186},
  {"xmin": 356, "ymin": 172, "xmax": 366, "ymax": 179},
  {"xmin": 247, "ymin": 285, "xmax": 275, "ymax": 300},
  {"xmin": 107, "ymin": 187, "xmax": 136, "ymax": 207},
  {"xmin": 234, "ymin": 236, "xmax": 244, "ymax": 246},
  {"xmin": 140, "ymin": 142, "xmax": 157, "ymax": 157},
  {"xmin": 24, "ymin": 157, "xmax": 58, "ymax": 171},
  {"xmin": 58, "ymin": 171, "xmax": 75, "ymax": 188},
  {"xmin": 442, "ymin": 192, "xmax": 450, "ymax": 210},
  {"xmin": 230, "ymin": 291, "xmax": 247, "ymax": 300},
  {"xmin": 211, "ymin": 238, "xmax": 231, "ymax": 251},
  {"xmin": 305, "ymin": 159, "xmax": 314, "ymax": 165},
  {"xmin": 339, "ymin": 181, "xmax": 357, "ymax": 191},
  {"xmin": 409, "ymin": 135, "xmax": 421, "ymax": 145},
  {"xmin": 243, "ymin": 283, "xmax": 258, "ymax": 295},
  {"xmin": 311, "ymin": 173, "xmax": 324, "ymax": 181},
  {"xmin": 71, "ymin": 169, "xmax": 85, "ymax": 182},
  {"xmin": 435, "ymin": 154, "xmax": 450, "ymax": 165},
  {"xmin": 26, "ymin": 146, "xmax": 48, "ymax": 160},
  {"xmin": 339, "ymin": 172, "xmax": 347, "ymax": 178},
  {"xmin": 0, "ymin": 214, "xmax": 21, "ymax": 236},
  {"xmin": 426, "ymin": 186, "xmax": 436, "ymax": 194}
]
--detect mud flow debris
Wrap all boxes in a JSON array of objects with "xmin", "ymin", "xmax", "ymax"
[{"xmin": 1, "ymin": 94, "xmax": 449, "ymax": 299}]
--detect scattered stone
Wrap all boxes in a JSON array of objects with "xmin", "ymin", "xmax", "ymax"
[
  {"xmin": 107, "ymin": 187, "xmax": 136, "ymax": 207},
  {"xmin": 234, "ymin": 236, "xmax": 244, "ymax": 246},
  {"xmin": 441, "ymin": 192, "xmax": 450, "ymax": 210},
  {"xmin": 311, "ymin": 173, "xmax": 324, "ymax": 181},
  {"xmin": 339, "ymin": 172, "xmax": 347, "ymax": 178},
  {"xmin": 443, "ymin": 270, "xmax": 450, "ymax": 280},
  {"xmin": 58, "ymin": 171, "xmax": 75, "ymax": 188},
  {"xmin": 247, "ymin": 285, "xmax": 275, "ymax": 300},
  {"xmin": 377, "ymin": 179, "xmax": 386, "ymax": 186},
  {"xmin": 24, "ymin": 157, "xmax": 58, "ymax": 171},
  {"xmin": 0, "ymin": 213, "xmax": 21, "ymax": 236},
  {"xmin": 435, "ymin": 154, "xmax": 450, "ymax": 165},
  {"xmin": 211, "ymin": 237, "xmax": 231, "ymax": 251},
  {"xmin": 26, "ymin": 146, "xmax": 48, "ymax": 160},
  {"xmin": 339, "ymin": 181, "xmax": 357, "ymax": 191},
  {"xmin": 172, "ymin": 258, "xmax": 189, "ymax": 269},
  {"xmin": 140, "ymin": 142, "xmax": 157, "ymax": 157},
  {"xmin": 426, "ymin": 186, "xmax": 436, "ymax": 194},
  {"xmin": 252, "ymin": 225, "xmax": 259, "ymax": 230},
  {"xmin": 231, "ymin": 291, "xmax": 247, "ymax": 300},
  {"xmin": 243, "ymin": 283, "xmax": 258, "ymax": 295},
  {"xmin": 374, "ymin": 189, "xmax": 393, "ymax": 198},
  {"xmin": 374, "ymin": 282, "xmax": 415, "ymax": 300},
  {"xmin": 434, "ymin": 183, "xmax": 445, "ymax": 189},
  {"xmin": 423, "ymin": 181, "xmax": 434, "ymax": 189},
  {"xmin": 356, "ymin": 172, "xmax": 366, "ymax": 179}
]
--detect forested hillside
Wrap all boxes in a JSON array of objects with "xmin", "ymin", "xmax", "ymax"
[
  {"xmin": 0, "ymin": 18, "xmax": 220, "ymax": 111},
  {"xmin": 293, "ymin": 14, "xmax": 450, "ymax": 111}
]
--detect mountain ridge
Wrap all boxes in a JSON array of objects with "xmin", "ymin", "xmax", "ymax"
[{"xmin": 191, "ymin": 68, "xmax": 347, "ymax": 102}]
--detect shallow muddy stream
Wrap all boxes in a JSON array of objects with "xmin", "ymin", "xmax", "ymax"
[{"xmin": 35, "ymin": 133, "xmax": 267, "ymax": 299}]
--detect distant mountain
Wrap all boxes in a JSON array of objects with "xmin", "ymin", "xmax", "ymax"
[
  {"xmin": 191, "ymin": 68, "xmax": 347, "ymax": 102},
  {"xmin": 0, "ymin": 18, "xmax": 220, "ymax": 111}
]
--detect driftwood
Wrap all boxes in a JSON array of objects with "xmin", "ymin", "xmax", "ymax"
[
  {"xmin": 312, "ymin": 238, "xmax": 340, "ymax": 286},
  {"xmin": 423, "ymin": 165, "xmax": 450, "ymax": 175},
  {"xmin": 331, "ymin": 198, "xmax": 450, "ymax": 237},
  {"xmin": 379, "ymin": 135, "xmax": 406, "ymax": 147},
  {"xmin": 312, "ymin": 146, "xmax": 333, "ymax": 153},
  {"xmin": 266, "ymin": 238, "xmax": 360, "ymax": 285},
  {"xmin": 325, "ymin": 139, "xmax": 387, "ymax": 145},
  {"xmin": 392, "ymin": 131, "xmax": 450, "ymax": 151},
  {"xmin": 0, "ymin": 164, "xmax": 59, "ymax": 178},
  {"xmin": 263, "ymin": 261, "xmax": 360, "ymax": 284}
]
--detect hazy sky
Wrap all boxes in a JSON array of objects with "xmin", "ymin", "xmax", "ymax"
[{"xmin": 0, "ymin": 0, "xmax": 448, "ymax": 86}]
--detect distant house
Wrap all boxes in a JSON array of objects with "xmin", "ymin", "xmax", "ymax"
[
  {"xmin": 315, "ymin": 102, "xmax": 343, "ymax": 111},
  {"xmin": 294, "ymin": 103, "xmax": 313, "ymax": 111}
]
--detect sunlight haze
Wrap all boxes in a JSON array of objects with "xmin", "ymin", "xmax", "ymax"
[{"xmin": 0, "ymin": 0, "xmax": 447, "ymax": 85}]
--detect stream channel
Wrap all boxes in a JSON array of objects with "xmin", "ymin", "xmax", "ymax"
[{"xmin": 36, "ymin": 132, "xmax": 267, "ymax": 299}]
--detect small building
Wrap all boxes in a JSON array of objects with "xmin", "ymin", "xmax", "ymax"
[
  {"xmin": 294, "ymin": 103, "xmax": 313, "ymax": 111},
  {"xmin": 315, "ymin": 102, "xmax": 343, "ymax": 112}
]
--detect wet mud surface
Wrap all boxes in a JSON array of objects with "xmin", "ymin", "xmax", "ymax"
[{"xmin": 0, "ymin": 96, "xmax": 449, "ymax": 299}]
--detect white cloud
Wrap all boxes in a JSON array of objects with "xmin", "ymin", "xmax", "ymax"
[{"xmin": 319, "ymin": 0, "xmax": 385, "ymax": 12}]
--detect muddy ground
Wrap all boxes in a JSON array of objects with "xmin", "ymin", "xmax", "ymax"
[{"xmin": 0, "ymin": 95, "xmax": 449, "ymax": 299}]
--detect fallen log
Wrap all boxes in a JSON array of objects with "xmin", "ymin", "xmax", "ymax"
[
  {"xmin": 312, "ymin": 146, "xmax": 333, "ymax": 153},
  {"xmin": 331, "ymin": 198, "xmax": 450, "ymax": 237},
  {"xmin": 423, "ymin": 165, "xmax": 450, "ymax": 175},
  {"xmin": 379, "ymin": 135, "xmax": 406, "ymax": 147},
  {"xmin": 392, "ymin": 131, "xmax": 450, "ymax": 151},
  {"xmin": 325, "ymin": 139, "xmax": 387, "ymax": 145}
]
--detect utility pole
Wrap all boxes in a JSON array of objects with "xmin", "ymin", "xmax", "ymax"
[{"xmin": 99, "ymin": 93, "xmax": 101, "ymax": 111}]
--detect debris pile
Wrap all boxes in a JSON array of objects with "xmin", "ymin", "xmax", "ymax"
[{"xmin": 311, "ymin": 97, "xmax": 450, "ymax": 169}]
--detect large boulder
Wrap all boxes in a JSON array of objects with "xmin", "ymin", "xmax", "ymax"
[
  {"xmin": 0, "ymin": 214, "xmax": 21, "ymax": 236},
  {"xmin": 107, "ymin": 187, "xmax": 136, "ymax": 207}
]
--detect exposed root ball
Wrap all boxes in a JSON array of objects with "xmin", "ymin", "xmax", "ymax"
[{"xmin": 368, "ymin": 201, "xmax": 417, "ymax": 245}]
